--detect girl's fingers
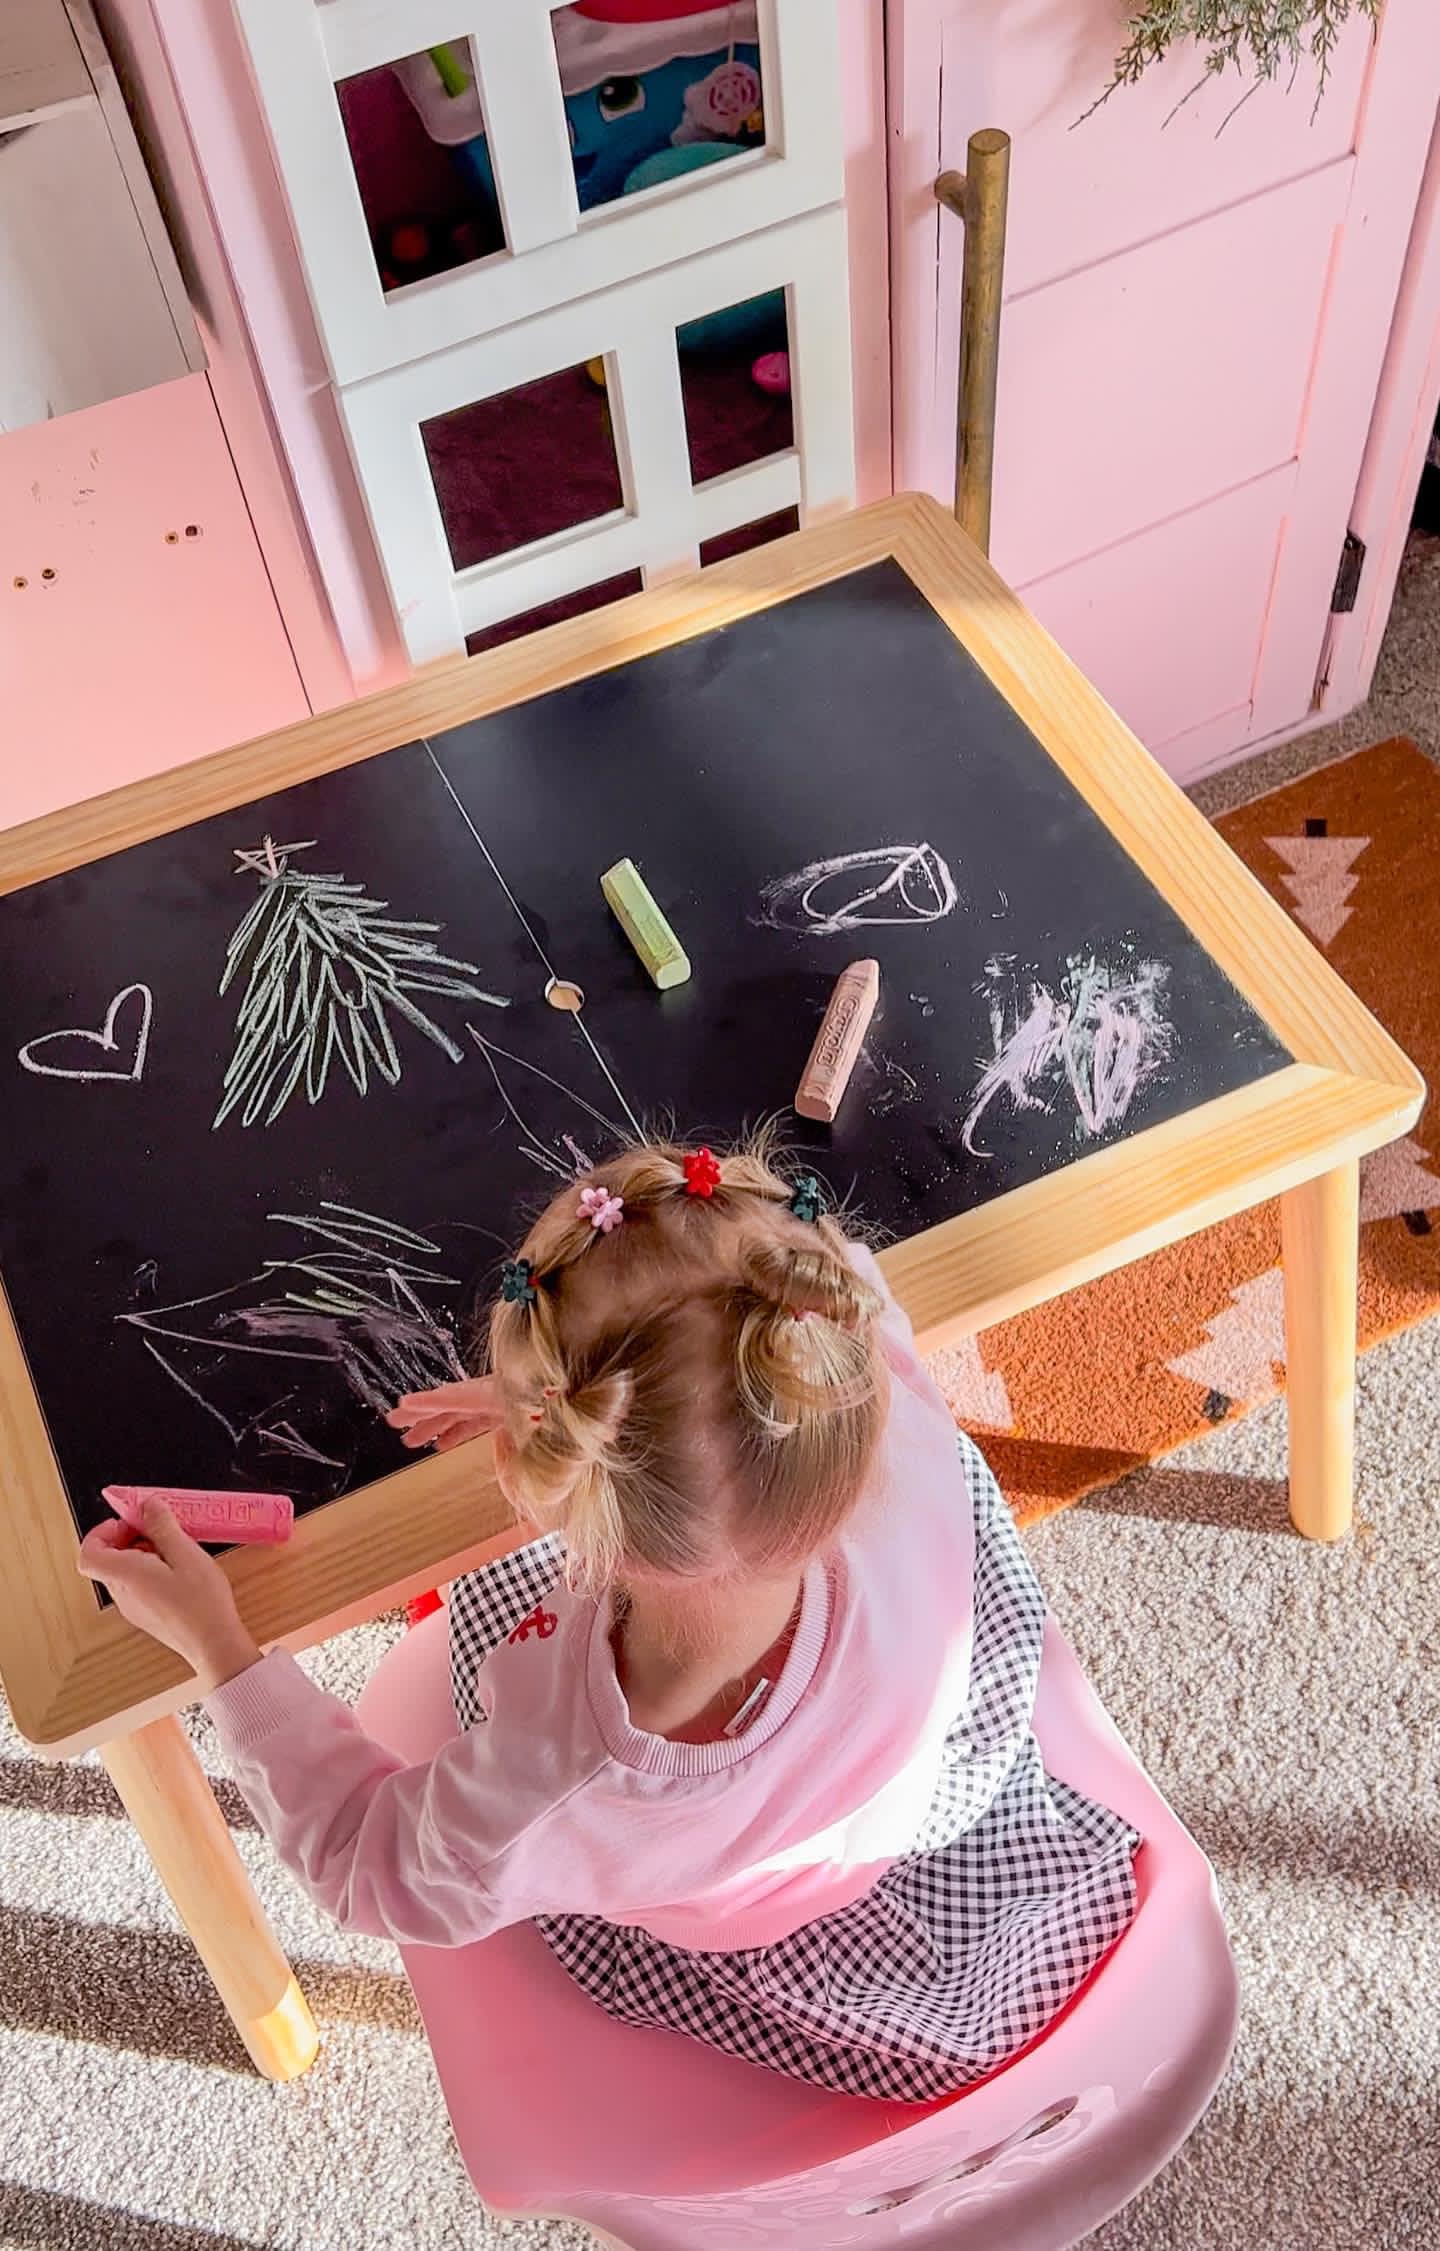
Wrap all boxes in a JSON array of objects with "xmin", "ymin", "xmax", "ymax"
[
  {"xmin": 388, "ymin": 1378, "xmax": 496, "ymax": 1425},
  {"xmin": 77, "ymin": 1539, "xmax": 155, "ymax": 1587},
  {"xmin": 389, "ymin": 1386, "xmax": 465, "ymax": 1423},
  {"xmin": 395, "ymin": 1415, "xmax": 447, "ymax": 1444},
  {"xmin": 397, "ymin": 1421, "xmax": 470, "ymax": 1452},
  {"xmin": 399, "ymin": 1417, "xmax": 473, "ymax": 1451},
  {"xmin": 79, "ymin": 1518, "xmax": 133, "ymax": 1557},
  {"xmin": 137, "ymin": 1498, "xmax": 195, "ymax": 1564},
  {"xmin": 77, "ymin": 1523, "xmax": 143, "ymax": 1579}
]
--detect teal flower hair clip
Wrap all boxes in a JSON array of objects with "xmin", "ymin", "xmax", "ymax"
[
  {"xmin": 500, "ymin": 1258, "xmax": 538, "ymax": 1307},
  {"xmin": 788, "ymin": 1175, "xmax": 825, "ymax": 1224}
]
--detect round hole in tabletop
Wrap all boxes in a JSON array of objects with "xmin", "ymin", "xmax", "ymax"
[{"xmin": 545, "ymin": 977, "xmax": 586, "ymax": 1013}]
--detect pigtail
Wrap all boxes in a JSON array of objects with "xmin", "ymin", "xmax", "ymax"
[
  {"xmin": 734, "ymin": 1241, "xmax": 883, "ymax": 1438},
  {"xmin": 530, "ymin": 1366, "xmax": 633, "ymax": 1592}
]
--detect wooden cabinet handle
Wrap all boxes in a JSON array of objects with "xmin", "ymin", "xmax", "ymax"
[{"xmin": 936, "ymin": 130, "xmax": 1012, "ymax": 558}]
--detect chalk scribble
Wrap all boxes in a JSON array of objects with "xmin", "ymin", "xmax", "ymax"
[
  {"xmin": 870, "ymin": 1053, "xmax": 921, "ymax": 1118},
  {"xmin": 120, "ymin": 1203, "xmax": 467, "ymax": 1460},
  {"xmin": 465, "ymin": 1026, "xmax": 625, "ymax": 1182},
  {"xmin": 962, "ymin": 952, "xmax": 1172, "ymax": 1156}
]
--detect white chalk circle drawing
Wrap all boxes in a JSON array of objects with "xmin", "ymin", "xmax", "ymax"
[
  {"xmin": 962, "ymin": 951, "xmax": 1173, "ymax": 1157},
  {"xmin": 215, "ymin": 837, "xmax": 509, "ymax": 1129},
  {"xmin": 18, "ymin": 982, "xmax": 153, "ymax": 1083},
  {"xmin": 757, "ymin": 844, "xmax": 958, "ymax": 937}
]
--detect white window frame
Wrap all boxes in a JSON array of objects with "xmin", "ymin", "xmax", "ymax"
[
  {"xmin": 337, "ymin": 208, "xmax": 854, "ymax": 662},
  {"xmin": 232, "ymin": 0, "xmax": 843, "ymax": 384}
]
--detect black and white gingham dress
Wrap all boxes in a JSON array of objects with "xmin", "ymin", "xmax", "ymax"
[{"xmin": 448, "ymin": 1435, "xmax": 1139, "ymax": 2104}]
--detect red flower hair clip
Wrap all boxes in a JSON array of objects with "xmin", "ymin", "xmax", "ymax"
[{"xmin": 683, "ymin": 1146, "xmax": 723, "ymax": 1199}]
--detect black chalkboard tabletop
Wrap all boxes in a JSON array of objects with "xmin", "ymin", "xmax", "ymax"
[{"xmin": 0, "ymin": 497, "xmax": 1420, "ymax": 1763}]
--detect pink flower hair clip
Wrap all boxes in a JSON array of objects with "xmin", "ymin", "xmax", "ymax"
[{"xmin": 578, "ymin": 1185, "xmax": 625, "ymax": 1235}]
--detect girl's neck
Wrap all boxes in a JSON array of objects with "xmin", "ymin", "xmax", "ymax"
[{"xmin": 613, "ymin": 1569, "xmax": 805, "ymax": 1743}]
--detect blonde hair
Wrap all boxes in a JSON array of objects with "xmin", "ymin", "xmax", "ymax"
[{"xmin": 487, "ymin": 1138, "xmax": 887, "ymax": 1595}]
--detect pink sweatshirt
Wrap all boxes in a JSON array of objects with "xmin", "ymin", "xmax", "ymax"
[{"xmin": 206, "ymin": 1249, "xmax": 977, "ymax": 1953}]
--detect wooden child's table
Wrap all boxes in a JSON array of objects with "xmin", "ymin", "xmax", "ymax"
[{"xmin": 0, "ymin": 496, "xmax": 1420, "ymax": 2078}]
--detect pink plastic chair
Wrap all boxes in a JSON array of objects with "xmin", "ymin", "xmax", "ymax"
[{"xmin": 357, "ymin": 1610, "xmax": 1237, "ymax": 2251}]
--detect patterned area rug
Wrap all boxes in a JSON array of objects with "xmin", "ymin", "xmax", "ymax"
[{"xmin": 931, "ymin": 738, "xmax": 1440, "ymax": 1523}]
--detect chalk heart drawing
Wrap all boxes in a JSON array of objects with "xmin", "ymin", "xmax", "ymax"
[{"xmin": 18, "ymin": 982, "xmax": 153, "ymax": 1083}]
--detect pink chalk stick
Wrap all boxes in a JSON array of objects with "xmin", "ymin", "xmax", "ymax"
[{"xmin": 103, "ymin": 1485, "xmax": 294, "ymax": 1545}]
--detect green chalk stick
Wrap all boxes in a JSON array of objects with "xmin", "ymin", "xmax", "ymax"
[
  {"xmin": 428, "ymin": 43, "xmax": 470, "ymax": 98},
  {"xmin": 601, "ymin": 859, "xmax": 691, "ymax": 991}
]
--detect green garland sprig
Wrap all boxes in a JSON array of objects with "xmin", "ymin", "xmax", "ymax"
[{"xmin": 1100, "ymin": 0, "xmax": 1382, "ymax": 121}]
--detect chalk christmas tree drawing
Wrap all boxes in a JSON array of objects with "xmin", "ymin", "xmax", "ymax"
[
  {"xmin": 1360, "ymin": 1135, "xmax": 1438, "ymax": 1234},
  {"xmin": 1266, "ymin": 822, "xmax": 1369, "ymax": 947},
  {"xmin": 1166, "ymin": 1267, "xmax": 1286, "ymax": 1418},
  {"xmin": 928, "ymin": 1334, "xmax": 1015, "ymax": 1432},
  {"xmin": 214, "ymin": 838, "xmax": 508, "ymax": 1129}
]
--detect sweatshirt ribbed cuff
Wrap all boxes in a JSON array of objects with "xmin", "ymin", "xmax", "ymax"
[{"xmin": 205, "ymin": 1648, "xmax": 317, "ymax": 1755}]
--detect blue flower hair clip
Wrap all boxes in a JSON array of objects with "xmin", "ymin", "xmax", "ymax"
[
  {"xmin": 788, "ymin": 1175, "xmax": 825, "ymax": 1224},
  {"xmin": 500, "ymin": 1258, "xmax": 538, "ymax": 1307}
]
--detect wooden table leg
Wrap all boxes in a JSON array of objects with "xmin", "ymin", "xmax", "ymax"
[
  {"xmin": 1280, "ymin": 1160, "xmax": 1359, "ymax": 1542},
  {"xmin": 100, "ymin": 1713, "xmax": 319, "ymax": 2081}
]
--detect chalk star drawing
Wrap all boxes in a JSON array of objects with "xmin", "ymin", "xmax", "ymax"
[
  {"xmin": 758, "ymin": 843, "xmax": 958, "ymax": 937},
  {"xmin": 1266, "ymin": 831, "xmax": 1369, "ymax": 947},
  {"xmin": 214, "ymin": 839, "xmax": 508, "ymax": 1129},
  {"xmin": 962, "ymin": 952, "xmax": 1172, "ymax": 1157},
  {"xmin": 18, "ymin": 982, "xmax": 153, "ymax": 1083},
  {"xmin": 231, "ymin": 835, "xmax": 315, "ymax": 880}
]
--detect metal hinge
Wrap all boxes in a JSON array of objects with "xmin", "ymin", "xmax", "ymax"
[{"xmin": 1331, "ymin": 531, "xmax": 1366, "ymax": 614}]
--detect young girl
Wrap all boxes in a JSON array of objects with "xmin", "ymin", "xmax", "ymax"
[{"xmin": 79, "ymin": 1139, "xmax": 1137, "ymax": 2102}]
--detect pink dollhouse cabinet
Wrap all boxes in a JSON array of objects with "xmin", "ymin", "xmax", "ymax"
[{"xmin": 0, "ymin": 0, "xmax": 308, "ymax": 828}]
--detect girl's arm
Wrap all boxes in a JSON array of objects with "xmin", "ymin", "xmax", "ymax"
[
  {"xmin": 205, "ymin": 1650, "xmax": 528, "ymax": 1946},
  {"xmin": 78, "ymin": 1500, "xmax": 585, "ymax": 1945}
]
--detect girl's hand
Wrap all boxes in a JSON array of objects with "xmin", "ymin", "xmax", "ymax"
[
  {"xmin": 386, "ymin": 1374, "xmax": 504, "ymax": 1453},
  {"xmin": 77, "ymin": 1502, "xmax": 261, "ymax": 1694}
]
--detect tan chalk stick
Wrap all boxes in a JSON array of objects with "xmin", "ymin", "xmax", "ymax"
[{"xmin": 795, "ymin": 959, "xmax": 880, "ymax": 1122}]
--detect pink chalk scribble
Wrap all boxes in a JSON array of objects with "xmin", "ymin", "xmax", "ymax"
[{"xmin": 961, "ymin": 953, "xmax": 1172, "ymax": 1157}]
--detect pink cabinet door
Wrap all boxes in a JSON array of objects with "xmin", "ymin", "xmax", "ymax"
[
  {"xmin": 0, "ymin": 375, "xmax": 306, "ymax": 830},
  {"xmin": 890, "ymin": 0, "xmax": 1440, "ymax": 780}
]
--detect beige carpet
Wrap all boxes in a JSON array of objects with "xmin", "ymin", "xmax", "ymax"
[{"xmin": 4, "ymin": 537, "xmax": 1440, "ymax": 2251}]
